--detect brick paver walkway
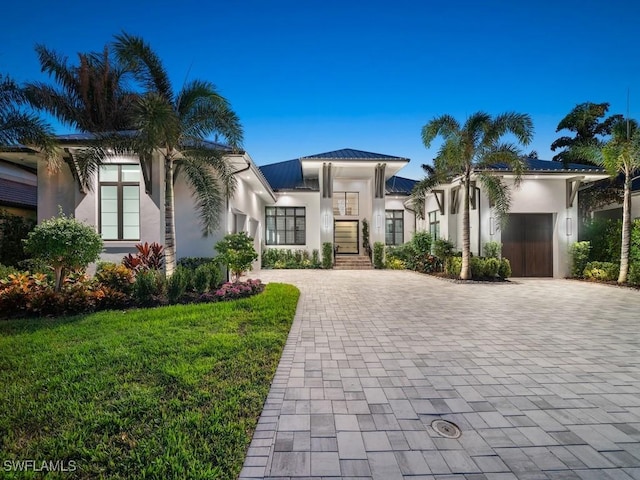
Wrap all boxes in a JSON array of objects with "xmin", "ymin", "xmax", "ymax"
[{"xmin": 240, "ymin": 270, "xmax": 640, "ymax": 479}]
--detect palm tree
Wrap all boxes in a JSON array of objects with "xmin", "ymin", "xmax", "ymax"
[
  {"xmin": 580, "ymin": 118, "xmax": 640, "ymax": 283},
  {"xmin": 419, "ymin": 112, "xmax": 533, "ymax": 279},
  {"xmin": 0, "ymin": 74, "xmax": 56, "ymax": 156},
  {"xmin": 113, "ymin": 33, "xmax": 244, "ymax": 275}
]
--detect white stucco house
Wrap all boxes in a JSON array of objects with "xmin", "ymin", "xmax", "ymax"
[
  {"xmin": 420, "ymin": 158, "xmax": 609, "ymax": 277},
  {"xmin": 0, "ymin": 141, "xmax": 417, "ymax": 268}
]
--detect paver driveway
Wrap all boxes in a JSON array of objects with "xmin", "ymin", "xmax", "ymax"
[{"xmin": 240, "ymin": 270, "xmax": 640, "ymax": 480}]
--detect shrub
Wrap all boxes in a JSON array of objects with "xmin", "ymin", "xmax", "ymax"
[
  {"xmin": 167, "ymin": 266, "xmax": 189, "ymax": 304},
  {"xmin": 386, "ymin": 258, "xmax": 406, "ymax": 270},
  {"xmin": 322, "ymin": 242, "xmax": 333, "ymax": 269},
  {"xmin": 445, "ymin": 256, "xmax": 462, "ymax": 276},
  {"xmin": 0, "ymin": 210, "xmax": 35, "ymax": 266},
  {"xmin": 386, "ymin": 243, "xmax": 415, "ymax": 264},
  {"xmin": 133, "ymin": 270, "xmax": 165, "ymax": 306},
  {"xmin": 583, "ymin": 261, "xmax": 619, "ymax": 282},
  {"xmin": 123, "ymin": 242, "xmax": 165, "ymax": 272},
  {"xmin": 262, "ymin": 248, "xmax": 319, "ymax": 269},
  {"xmin": 433, "ymin": 238, "xmax": 455, "ymax": 260},
  {"xmin": 483, "ymin": 257, "xmax": 501, "ymax": 277},
  {"xmin": 569, "ymin": 241, "xmax": 591, "ymax": 278},
  {"xmin": 177, "ymin": 257, "xmax": 217, "ymax": 270},
  {"xmin": 24, "ymin": 212, "xmax": 103, "ymax": 291},
  {"xmin": 0, "ymin": 264, "xmax": 18, "ymax": 280},
  {"xmin": 95, "ymin": 262, "xmax": 135, "ymax": 294},
  {"xmin": 201, "ymin": 279, "xmax": 265, "ymax": 302},
  {"xmin": 311, "ymin": 249, "xmax": 321, "ymax": 268},
  {"xmin": 582, "ymin": 219, "xmax": 621, "ymax": 263},
  {"xmin": 498, "ymin": 258, "xmax": 512, "ymax": 279},
  {"xmin": 411, "ymin": 231, "xmax": 432, "ymax": 256},
  {"xmin": 0, "ymin": 272, "xmax": 52, "ymax": 316},
  {"xmin": 215, "ymin": 232, "xmax": 258, "ymax": 281},
  {"xmin": 193, "ymin": 264, "xmax": 212, "ymax": 294},
  {"xmin": 484, "ymin": 241, "xmax": 501, "ymax": 259},
  {"xmin": 373, "ymin": 242, "xmax": 385, "ymax": 269},
  {"xmin": 628, "ymin": 263, "xmax": 640, "ymax": 286},
  {"xmin": 362, "ymin": 219, "xmax": 372, "ymax": 259}
]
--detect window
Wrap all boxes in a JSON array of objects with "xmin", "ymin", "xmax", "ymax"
[
  {"xmin": 99, "ymin": 164, "xmax": 140, "ymax": 240},
  {"xmin": 385, "ymin": 210, "xmax": 404, "ymax": 245},
  {"xmin": 333, "ymin": 192, "xmax": 359, "ymax": 216},
  {"xmin": 265, "ymin": 207, "xmax": 305, "ymax": 245},
  {"xmin": 428, "ymin": 210, "xmax": 440, "ymax": 242}
]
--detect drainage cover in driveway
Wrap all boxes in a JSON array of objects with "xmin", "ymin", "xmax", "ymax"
[{"xmin": 431, "ymin": 419, "xmax": 461, "ymax": 438}]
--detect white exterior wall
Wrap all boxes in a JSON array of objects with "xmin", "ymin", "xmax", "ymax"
[
  {"xmin": 385, "ymin": 196, "xmax": 416, "ymax": 244},
  {"xmin": 595, "ymin": 192, "xmax": 640, "ymax": 220}
]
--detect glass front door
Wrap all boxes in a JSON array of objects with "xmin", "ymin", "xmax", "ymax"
[{"xmin": 334, "ymin": 220, "xmax": 359, "ymax": 254}]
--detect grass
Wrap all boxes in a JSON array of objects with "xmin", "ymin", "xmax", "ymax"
[{"xmin": 0, "ymin": 283, "xmax": 299, "ymax": 479}]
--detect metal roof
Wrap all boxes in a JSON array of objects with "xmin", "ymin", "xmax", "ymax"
[
  {"xmin": 301, "ymin": 148, "xmax": 408, "ymax": 161},
  {"xmin": 385, "ymin": 176, "xmax": 417, "ymax": 195},
  {"xmin": 259, "ymin": 159, "xmax": 319, "ymax": 191},
  {"xmin": 482, "ymin": 157, "xmax": 605, "ymax": 173},
  {"xmin": 54, "ymin": 132, "xmax": 233, "ymax": 151},
  {"xmin": 0, "ymin": 178, "xmax": 37, "ymax": 209}
]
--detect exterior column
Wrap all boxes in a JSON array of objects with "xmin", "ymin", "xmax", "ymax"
[{"xmin": 320, "ymin": 162, "xmax": 334, "ymax": 246}]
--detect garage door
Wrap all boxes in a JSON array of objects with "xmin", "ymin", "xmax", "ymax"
[{"xmin": 501, "ymin": 214, "xmax": 553, "ymax": 277}]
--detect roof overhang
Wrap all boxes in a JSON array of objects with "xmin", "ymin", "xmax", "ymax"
[
  {"xmin": 227, "ymin": 152, "xmax": 277, "ymax": 202},
  {"xmin": 300, "ymin": 159, "xmax": 408, "ymax": 179}
]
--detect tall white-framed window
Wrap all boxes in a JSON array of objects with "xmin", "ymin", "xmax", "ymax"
[
  {"xmin": 428, "ymin": 210, "xmax": 440, "ymax": 242},
  {"xmin": 385, "ymin": 210, "xmax": 404, "ymax": 245},
  {"xmin": 99, "ymin": 164, "xmax": 140, "ymax": 240},
  {"xmin": 333, "ymin": 192, "xmax": 359, "ymax": 216}
]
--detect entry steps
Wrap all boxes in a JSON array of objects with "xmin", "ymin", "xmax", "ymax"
[{"xmin": 334, "ymin": 255, "xmax": 373, "ymax": 270}]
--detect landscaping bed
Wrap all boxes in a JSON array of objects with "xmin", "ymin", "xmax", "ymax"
[{"xmin": 0, "ymin": 283, "xmax": 299, "ymax": 479}]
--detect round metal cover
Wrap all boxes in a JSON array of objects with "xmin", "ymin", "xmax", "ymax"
[{"xmin": 431, "ymin": 419, "xmax": 461, "ymax": 439}]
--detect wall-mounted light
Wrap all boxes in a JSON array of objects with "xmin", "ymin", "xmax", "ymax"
[
  {"xmin": 375, "ymin": 214, "xmax": 382, "ymax": 230},
  {"xmin": 489, "ymin": 216, "xmax": 495, "ymax": 236},
  {"xmin": 323, "ymin": 213, "xmax": 329, "ymax": 229},
  {"xmin": 566, "ymin": 217, "xmax": 572, "ymax": 236}
]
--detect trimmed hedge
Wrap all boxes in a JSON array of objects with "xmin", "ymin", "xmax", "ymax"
[{"xmin": 583, "ymin": 261, "xmax": 619, "ymax": 282}]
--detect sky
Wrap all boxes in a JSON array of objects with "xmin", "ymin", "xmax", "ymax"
[{"xmin": 2, "ymin": 0, "xmax": 639, "ymax": 180}]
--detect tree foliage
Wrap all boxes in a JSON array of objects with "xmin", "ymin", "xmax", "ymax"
[
  {"xmin": 551, "ymin": 102, "xmax": 623, "ymax": 166},
  {"xmin": 24, "ymin": 213, "xmax": 103, "ymax": 290},
  {"xmin": 416, "ymin": 111, "xmax": 533, "ymax": 279},
  {"xmin": 215, "ymin": 232, "xmax": 258, "ymax": 282}
]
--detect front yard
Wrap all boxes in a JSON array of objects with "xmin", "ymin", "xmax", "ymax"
[{"xmin": 0, "ymin": 283, "xmax": 299, "ymax": 479}]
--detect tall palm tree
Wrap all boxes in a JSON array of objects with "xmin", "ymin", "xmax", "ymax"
[
  {"xmin": 580, "ymin": 118, "xmax": 640, "ymax": 283},
  {"xmin": 113, "ymin": 33, "xmax": 244, "ymax": 275},
  {"xmin": 0, "ymin": 74, "xmax": 56, "ymax": 156},
  {"xmin": 419, "ymin": 112, "xmax": 533, "ymax": 279}
]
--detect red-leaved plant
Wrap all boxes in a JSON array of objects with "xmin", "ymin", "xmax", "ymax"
[{"xmin": 123, "ymin": 242, "xmax": 165, "ymax": 272}]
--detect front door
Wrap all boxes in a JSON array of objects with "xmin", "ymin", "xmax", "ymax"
[{"xmin": 334, "ymin": 220, "xmax": 359, "ymax": 254}]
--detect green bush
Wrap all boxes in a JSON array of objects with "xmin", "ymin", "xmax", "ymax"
[
  {"xmin": 311, "ymin": 249, "xmax": 321, "ymax": 268},
  {"xmin": 215, "ymin": 232, "xmax": 258, "ymax": 281},
  {"xmin": 411, "ymin": 231, "xmax": 431, "ymax": 256},
  {"xmin": 483, "ymin": 241, "xmax": 501, "ymax": 259},
  {"xmin": 24, "ymin": 212, "xmax": 103, "ymax": 291},
  {"xmin": 583, "ymin": 261, "xmax": 619, "ymax": 282},
  {"xmin": 445, "ymin": 256, "xmax": 462, "ymax": 276},
  {"xmin": 483, "ymin": 257, "xmax": 501, "ymax": 277},
  {"xmin": 193, "ymin": 264, "xmax": 212, "ymax": 293},
  {"xmin": 322, "ymin": 242, "xmax": 333, "ymax": 269},
  {"xmin": 262, "ymin": 248, "xmax": 319, "ymax": 269},
  {"xmin": 373, "ymin": 242, "xmax": 385, "ymax": 269},
  {"xmin": 386, "ymin": 243, "xmax": 415, "ymax": 264},
  {"xmin": 498, "ymin": 258, "xmax": 512, "ymax": 279},
  {"xmin": 433, "ymin": 238, "xmax": 455, "ymax": 260},
  {"xmin": 569, "ymin": 241, "xmax": 591, "ymax": 278},
  {"xmin": 0, "ymin": 210, "xmax": 35, "ymax": 266},
  {"xmin": 628, "ymin": 263, "xmax": 640, "ymax": 286},
  {"xmin": 95, "ymin": 262, "xmax": 135, "ymax": 294},
  {"xmin": 167, "ymin": 266, "xmax": 189, "ymax": 304},
  {"xmin": 582, "ymin": 219, "xmax": 621, "ymax": 263},
  {"xmin": 133, "ymin": 270, "xmax": 165, "ymax": 305},
  {"xmin": 386, "ymin": 258, "xmax": 406, "ymax": 270},
  {"xmin": 0, "ymin": 264, "xmax": 18, "ymax": 280},
  {"xmin": 177, "ymin": 256, "xmax": 217, "ymax": 270}
]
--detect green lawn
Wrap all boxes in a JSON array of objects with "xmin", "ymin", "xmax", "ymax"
[{"xmin": 0, "ymin": 283, "xmax": 299, "ymax": 479}]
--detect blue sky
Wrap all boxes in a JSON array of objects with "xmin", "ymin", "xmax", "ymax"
[{"xmin": 2, "ymin": 0, "xmax": 639, "ymax": 179}]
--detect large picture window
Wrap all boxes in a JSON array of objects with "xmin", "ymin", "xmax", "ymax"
[
  {"xmin": 99, "ymin": 164, "xmax": 140, "ymax": 240},
  {"xmin": 333, "ymin": 192, "xmax": 359, "ymax": 216},
  {"xmin": 265, "ymin": 207, "xmax": 305, "ymax": 245},
  {"xmin": 385, "ymin": 210, "xmax": 404, "ymax": 245}
]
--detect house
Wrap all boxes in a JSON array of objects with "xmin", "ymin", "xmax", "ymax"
[
  {"xmin": 0, "ymin": 154, "xmax": 37, "ymax": 219},
  {"xmin": 258, "ymin": 149, "xmax": 417, "ymax": 257},
  {"xmin": 1, "ymin": 140, "xmax": 417, "ymax": 267},
  {"xmin": 420, "ymin": 158, "xmax": 609, "ymax": 277},
  {"xmin": 590, "ymin": 176, "xmax": 640, "ymax": 221}
]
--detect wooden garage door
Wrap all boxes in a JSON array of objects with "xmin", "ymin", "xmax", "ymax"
[{"xmin": 501, "ymin": 214, "xmax": 553, "ymax": 277}]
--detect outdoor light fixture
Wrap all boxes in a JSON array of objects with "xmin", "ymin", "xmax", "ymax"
[
  {"xmin": 489, "ymin": 216, "xmax": 495, "ymax": 236},
  {"xmin": 375, "ymin": 214, "xmax": 382, "ymax": 230},
  {"xmin": 566, "ymin": 217, "xmax": 572, "ymax": 236},
  {"xmin": 323, "ymin": 213, "xmax": 329, "ymax": 229}
]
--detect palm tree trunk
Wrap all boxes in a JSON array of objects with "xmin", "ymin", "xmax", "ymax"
[
  {"xmin": 460, "ymin": 175, "xmax": 472, "ymax": 280},
  {"xmin": 164, "ymin": 154, "xmax": 176, "ymax": 276},
  {"xmin": 618, "ymin": 175, "xmax": 631, "ymax": 283}
]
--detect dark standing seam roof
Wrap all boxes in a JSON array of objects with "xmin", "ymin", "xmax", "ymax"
[
  {"xmin": 301, "ymin": 148, "xmax": 408, "ymax": 161},
  {"xmin": 483, "ymin": 157, "xmax": 605, "ymax": 173},
  {"xmin": 259, "ymin": 159, "xmax": 318, "ymax": 191},
  {"xmin": 0, "ymin": 178, "xmax": 37, "ymax": 209},
  {"xmin": 53, "ymin": 133, "xmax": 234, "ymax": 152},
  {"xmin": 386, "ymin": 176, "xmax": 417, "ymax": 195}
]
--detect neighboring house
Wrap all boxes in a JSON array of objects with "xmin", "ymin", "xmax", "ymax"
[
  {"xmin": 0, "ymin": 156, "xmax": 37, "ymax": 219},
  {"xmin": 258, "ymin": 149, "xmax": 417, "ymax": 256},
  {"xmin": 420, "ymin": 158, "xmax": 609, "ymax": 278}
]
